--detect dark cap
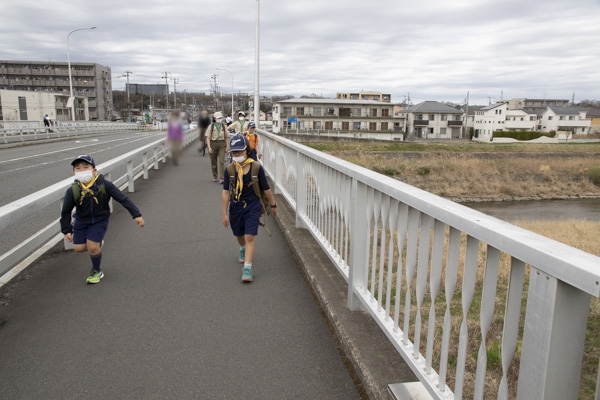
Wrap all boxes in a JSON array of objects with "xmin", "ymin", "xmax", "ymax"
[
  {"xmin": 71, "ymin": 154, "xmax": 95, "ymax": 168},
  {"xmin": 248, "ymin": 122, "xmax": 256, "ymax": 128}
]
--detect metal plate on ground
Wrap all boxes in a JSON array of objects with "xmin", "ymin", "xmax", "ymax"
[{"xmin": 388, "ymin": 382, "xmax": 435, "ymax": 400}]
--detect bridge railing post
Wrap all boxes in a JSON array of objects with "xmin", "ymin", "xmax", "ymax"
[
  {"xmin": 295, "ymin": 151, "xmax": 307, "ymax": 228},
  {"xmin": 273, "ymin": 142, "xmax": 282, "ymax": 195},
  {"xmin": 517, "ymin": 269, "xmax": 590, "ymax": 400},
  {"xmin": 347, "ymin": 178, "xmax": 367, "ymax": 311},
  {"xmin": 127, "ymin": 161, "xmax": 135, "ymax": 193}
]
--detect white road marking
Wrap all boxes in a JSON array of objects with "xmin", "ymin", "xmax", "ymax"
[
  {"xmin": 0, "ymin": 132, "xmax": 161, "ymax": 165},
  {"xmin": 0, "ymin": 134, "xmax": 163, "ymax": 175},
  {"xmin": 75, "ymin": 139, "xmax": 99, "ymax": 143}
]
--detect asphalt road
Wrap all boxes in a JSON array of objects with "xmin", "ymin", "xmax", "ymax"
[
  {"xmin": 0, "ymin": 130, "xmax": 166, "ymax": 256},
  {"xmin": 0, "ymin": 146, "xmax": 361, "ymax": 399}
]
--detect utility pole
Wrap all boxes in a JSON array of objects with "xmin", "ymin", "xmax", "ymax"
[
  {"xmin": 253, "ymin": 0, "xmax": 260, "ymax": 127},
  {"xmin": 210, "ymin": 74, "xmax": 219, "ymax": 110},
  {"xmin": 124, "ymin": 71, "xmax": 133, "ymax": 121},
  {"xmin": 465, "ymin": 90, "xmax": 470, "ymax": 139},
  {"xmin": 161, "ymin": 71, "xmax": 170, "ymax": 112},
  {"xmin": 170, "ymin": 74, "xmax": 179, "ymax": 109}
]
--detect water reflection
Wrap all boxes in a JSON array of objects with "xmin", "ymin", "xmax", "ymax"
[{"xmin": 466, "ymin": 198, "xmax": 600, "ymax": 222}]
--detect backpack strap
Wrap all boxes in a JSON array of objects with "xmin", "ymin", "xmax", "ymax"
[{"xmin": 71, "ymin": 182, "xmax": 107, "ymax": 204}]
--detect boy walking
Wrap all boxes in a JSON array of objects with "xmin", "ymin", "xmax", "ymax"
[
  {"xmin": 242, "ymin": 122, "xmax": 262, "ymax": 161},
  {"xmin": 60, "ymin": 154, "xmax": 145, "ymax": 284},
  {"xmin": 222, "ymin": 134, "xmax": 277, "ymax": 282}
]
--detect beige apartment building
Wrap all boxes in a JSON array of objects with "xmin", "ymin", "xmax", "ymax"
[
  {"xmin": 336, "ymin": 91, "xmax": 391, "ymax": 103},
  {"xmin": 0, "ymin": 89, "xmax": 91, "ymax": 122},
  {"xmin": 0, "ymin": 60, "xmax": 112, "ymax": 120},
  {"xmin": 272, "ymin": 98, "xmax": 395, "ymax": 134}
]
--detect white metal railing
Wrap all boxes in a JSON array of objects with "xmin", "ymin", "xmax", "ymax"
[
  {"xmin": 280, "ymin": 128, "xmax": 404, "ymax": 141},
  {"xmin": 0, "ymin": 121, "xmax": 142, "ymax": 144},
  {"xmin": 257, "ymin": 128, "xmax": 600, "ymax": 400},
  {"xmin": 0, "ymin": 129, "xmax": 199, "ymax": 277}
]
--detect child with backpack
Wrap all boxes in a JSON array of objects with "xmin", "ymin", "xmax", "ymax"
[
  {"xmin": 60, "ymin": 154, "xmax": 145, "ymax": 284},
  {"xmin": 242, "ymin": 121, "xmax": 262, "ymax": 161},
  {"xmin": 221, "ymin": 134, "xmax": 277, "ymax": 282}
]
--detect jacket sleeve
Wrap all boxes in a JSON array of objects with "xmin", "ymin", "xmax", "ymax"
[
  {"xmin": 60, "ymin": 187, "xmax": 75, "ymax": 234},
  {"xmin": 105, "ymin": 181, "xmax": 142, "ymax": 219}
]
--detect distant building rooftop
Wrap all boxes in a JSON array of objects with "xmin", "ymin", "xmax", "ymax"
[
  {"xmin": 403, "ymin": 101, "xmax": 463, "ymax": 114},
  {"xmin": 276, "ymin": 98, "xmax": 391, "ymax": 106}
]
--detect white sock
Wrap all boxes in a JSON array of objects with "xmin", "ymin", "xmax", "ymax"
[{"xmin": 244, "ymin": 262, "xmax": 253, "ymax": 269}]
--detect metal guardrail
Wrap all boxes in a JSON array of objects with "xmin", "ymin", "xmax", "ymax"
[
  {"xmin": 257, "ymin": 128, "xmax": 600, "ymax": 400},
  {"xmin": 0, "ymin": 129, "xmax": 199, "ymax": 277},
  {"xmin": 0, "ymin": 121, "xmax": 142, "ymax": 144},
  {"xmin": 279, "ymin": 128, "xmax": 404, "ymax": 141}
]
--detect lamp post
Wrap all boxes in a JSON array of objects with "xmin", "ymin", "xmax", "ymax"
[
  {"xmin": 253, "ymin": 0, "xmax": 260, "ymax": 126},
  {"xmin": 216, "ymin": 68, "xmax": 234, "ymax": 118},
  {"xmin": 67, "ymin": 26, "xmax": 96, "ymax": 121}
]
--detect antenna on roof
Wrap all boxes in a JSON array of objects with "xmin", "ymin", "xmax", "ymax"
[
  {"xmin": 500, "ymin": 90, "xmax": 503, "ymax": 101},
  {"xmin": 572, "ymin": 92, "xmax": 575, "ymax": 105},
  {"xmin": 487, "ymin": 96, "xmax": 492, "ymax": 105}
]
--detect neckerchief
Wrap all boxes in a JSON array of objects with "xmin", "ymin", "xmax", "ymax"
[
  {"xmin": 233, "ymin": 158, "xmax": 254, "ymax": 201},
  {"xmin": 78, "ymin": 174, "xmax": 100, "ymax": 205},
  {"xmin": 239, "ymin": 119, "xmax": 246, "ymax": 131},
  {"xmin": 213, "ymin": 123, "xmax": 223, "ymax": 140}
]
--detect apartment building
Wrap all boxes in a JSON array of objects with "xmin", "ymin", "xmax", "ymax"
[
  {"xmin": 399, "ymin": 101, "xmax": 464, "ymax": 139},
  {"xmin": 507, "ymin": 98, "xmax": 569, "ymax": 116},
  {"xmin": 336, "ymin": 91, "xmax": 391, "ymax": 103},
  {"xmin": 0, "ymin": 89, "xmax": 89, "ymax": 122},
  {"xmin": 0, "ymin": 60, "xmax": 112, "ymax": 120},
  {"xmin": 272, "ymin": 98, "xmax": 395, "ymax": 134}
]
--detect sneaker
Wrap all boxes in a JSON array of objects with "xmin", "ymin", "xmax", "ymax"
[
  {"xmin": 242, "ymin": 267, "xmax": 253, "ymax": 283},
  {"xmin": 213, "ymin": 178, "xmax": 219, "ymax": 183},
  {"xmin": 219, "ymin": 178, "xmax": 224, "ymax": 184},
  {"xmin": 239, "ymin": 247, "xmax": 246, "ymax": 263},
  {"xmin": 86, "ymin": 269, "xmax": 104, "ymax": 284}
]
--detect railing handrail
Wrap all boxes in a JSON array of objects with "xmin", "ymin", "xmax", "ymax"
[{"xmin": 257, "ymin": 128, "xmax": 600, "ymax": 297}]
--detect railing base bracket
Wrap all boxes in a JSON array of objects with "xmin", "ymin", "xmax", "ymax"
[{"xmin": 388, "ymin": 382, "xmax": 434, "ymax": 400}]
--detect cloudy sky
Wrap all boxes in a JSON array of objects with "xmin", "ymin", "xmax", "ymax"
[{"xmin": 1, "ymin": 0, "xmax": 599, "ymax": 104}]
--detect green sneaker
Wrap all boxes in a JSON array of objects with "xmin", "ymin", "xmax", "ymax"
[
  {"xmin": 86, "ymin": 269, "xmax": 104, "ymax": 284},
  {"xmin": 241, "ymin": 266, "xmax": 253, "ymax": 283},
  {"xmin": 239, "ymin": 247, "xmax": 245, "ymax": 264}
]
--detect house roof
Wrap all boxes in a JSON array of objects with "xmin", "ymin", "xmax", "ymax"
[
  {"xmin": 275, "ymin": 98, "xmax": 391, "ymax": 106},
  {"xmin": 547, "ymin": 106, "xmax": 586, "ymax": 115},
  {"xmin": 480, "ymin": 102, "xmax": 506, "ymax": 111},
  {"xmin": 586, "ymin": 107, "xmax": 600, "ymax": 117},
  {"xmin": 403, "ymin": 101, "xmax": 463, "ymax": 114}
]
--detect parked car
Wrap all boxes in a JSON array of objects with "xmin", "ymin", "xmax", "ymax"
[{"xmin": 190, "ymin": 122, "xmax": 198, "ymax": 129}]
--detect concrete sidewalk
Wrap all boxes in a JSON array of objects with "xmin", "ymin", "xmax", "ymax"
[{"xmin": 0, "ymin": 145, "xmax": 361, "ymax": 399}]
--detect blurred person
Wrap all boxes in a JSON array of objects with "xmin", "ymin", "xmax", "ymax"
[
  {"xmin": 227, "ymin": 111, "xmax": 249, "ymax": 134},
  {"xmin": 242, "ymin": 121, "xmax": 262, "ymax": 161},
  {"xmin": 61, "ymin": 154, "xmax": 144, "ymax": 284},
  {"xmin": 225, "ymin": 115, "xmax": 233, "ymax": 127},
  {"xmin": 222, "ymin": 134, "xmax": 277, "ymax": 282},
  {"xmin": 206, "ymin": 111, "xmax": 230, "ymax": 183},
  {"xmin": 197, "ymin": 109, "xmax": 211, "ymax": 156},
  {"xmin": 167, "ymin": 111, "xmax": 184, "ymax": 166}
]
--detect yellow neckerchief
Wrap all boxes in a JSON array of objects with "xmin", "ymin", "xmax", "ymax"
[
  {"xmin": 78, "ymin": 174, "xmax": 100, "ymax": 205},
  {"xmin": 233, "ymin": 157, "xmax": 254, "ymax": 201}
]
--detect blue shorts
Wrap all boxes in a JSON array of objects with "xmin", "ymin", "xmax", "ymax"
[
  {"xmin": 73, "ymin": 219, "xmax": 109, "ymax": 245},
  {"xmin": 249, "ymin": 149, "xmax": 258, "ymax": 161},
  {"xmin": 229, "ymin": 200, "xmax": 262, "ymax": 237}
]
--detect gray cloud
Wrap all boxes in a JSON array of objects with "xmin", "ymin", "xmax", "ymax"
[{"xmin": 1, "ymin": 0, "xmax": 599, "ymax": 103}]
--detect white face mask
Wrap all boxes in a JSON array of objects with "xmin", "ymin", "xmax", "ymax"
[
  {"xmin": 75, "ymin": 170, "xmax": 95, "ymax": 184},
  {"xmin": 216, "ymin": 118, "xmax": 223, "ymax": 123},
  {"xmin": 238, "ymin": 117, "xmax": 244, "ymax": 121},
  {"xmin": 232, "ymin": 156, "xmax": 246, "ymax": 163}
]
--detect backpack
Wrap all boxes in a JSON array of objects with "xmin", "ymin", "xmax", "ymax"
[
  {"xmin": 226, "ymin": 161, "xmax": 271, "ymax": 219},
  {"xmin": 71, "ymin": 182, "xmax": 107, "ymax": 204},
  {"xmin": 243, "ymin": 131, "xmax": 259, "ymax": 150}
]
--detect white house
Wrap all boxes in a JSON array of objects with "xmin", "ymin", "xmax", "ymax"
[
  {"xmin": 0, "ymin": 89, "xmax": 89, "ymax": 122},
  {"xmin": 399, "ymin": 101, "xmax": 464, "ymax": 139},
  {"xmin": 540, "ymin": 107, "xmax": 591, "ymax": 134},
  {"xmin": 473, "ymin": 103, "xmax": 507, "ymax": 141},
  {"xmin": 505, "ymin": 109, "xmax": 537, "ymax": 131}
]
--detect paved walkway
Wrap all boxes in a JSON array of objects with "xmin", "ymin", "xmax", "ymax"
[{"xmin": 0, "ymin": 145, "xmax": 361, "ymax": 399}]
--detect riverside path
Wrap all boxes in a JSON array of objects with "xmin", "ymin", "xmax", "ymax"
[{"xmin": 0, "ymin": 144, "xmax": 361, "ymax": 399}]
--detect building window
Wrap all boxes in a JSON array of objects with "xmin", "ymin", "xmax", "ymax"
[
  {"xmin": 454, "ymin": 115, "xmax": 461, "ymax": 121},
  {"xmin": 530, "ymin": 116, "xmax": 536, "ymax": 121},
  {"xmin": 325, "ymin": 121, "xmax": 333, "ymax": 130},
  {"xmin": 352, "ymin": 108, "xmax": 361, "ymax": 117},
  {"xmin": 370, "ymin": 108, "xmax": 377, "ymax": 117},
  {"xmin": 441, "ymin": 115, "xmax": 447, "ymax": 121},
  {"xmin": 429, "ymin": 114, "xmax": 435, "ymax": 121},
  {"xmin": 313, "ymin": 121, "xmax": 322, "ymax": 129},
  {"xmin": 440, "ymin": 127, "xmax": 447, "ymax": 135},
  {"xmin": 548, "ymin": 116, "xmax": 553, "ymax": 120},
  {"xmin": 382, "ymin": 108, "xmax": 389, "ymax": 117},
  {"xmin": 353, "ymin": 121, "xmax": 361, "ymax": 130},
  {"xmin": 283, "ymin": 106, "xmax": 291, "ymax": 116},
  {"xmin": 381, "ymin": 122, "xmax": 388, "ymax": 130},
  {"xmin": 342, "ymin": 121, "xmax": 349, "ymax": 130},
  {"xmin": 18, "ymin": 96, "xmax": 27, "ymax": 120},
  {"xmin": 559, "ymin": 116, "xmax": 565, "ymax": 120},
  {"xmin": 415, "ymin": 114, "xmax": 423, "ymax": 120},
  {"xmin": 520, "ymin": 118, "xmax": 524, "ymax": 121},
  {"xmin": 297, "ymin": 107, "xmax": 304, "ymax": 116},
  {"xmin": 369, "ymin": 122, "xmax": 377, "ymax": 130},
  {"xmin": 313, "ymin": 107, "xmax": 322, "ymax": 116},
  {"xmin": 569, "ymin": 116, "xmax": 574, "ymax": 120}
]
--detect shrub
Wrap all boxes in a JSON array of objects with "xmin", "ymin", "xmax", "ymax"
[
  {"xmin": 493, "ymin": 131, "xmax": 552, "ymax": 141},
  {"xmin": 416, "ymin": 166, "xmax": 431, "ymax": 176},
  {"xmin": 372, "ymin": 165, "xmax": 397, "ymax": 176},
  {"xmin": 588, "ymin": 167, "xmax": 600, "ymax": 186}
]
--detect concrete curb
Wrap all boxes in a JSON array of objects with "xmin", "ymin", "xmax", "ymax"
[{"xmin": 271, "ymin": 194, "xmax": 416, "ymax": 400}]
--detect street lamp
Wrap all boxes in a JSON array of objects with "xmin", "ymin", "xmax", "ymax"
[
  {"xmin": 216, "ymin": 68, "xmax": 234, "ymax": 118},
  {"xmin": 67, "ymin": 26, "xmax": 96, "ymax": 121},
  {"xmin": 254, "ymin": 0, "xmax": 260, "ymax": 127}
]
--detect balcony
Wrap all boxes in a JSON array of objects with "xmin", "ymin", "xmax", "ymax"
[
  {"xmin": 414, "ymin": 120, "xmax": 429, "ymax": 126},
  {"xmin": 76, "ymin": 80, "xmax": 96, "ymax": 88},
  {"xmin": 54, "ymin": 68, "xmax": 69, "ymax": 76},
  {"xmin": 448, "ymin": 120, "xmax": 463, "ymax": 126},
  {"xmin": 73, "ymin": 69, "xmax": 94, "ymax": 77},
  {"xmin": 30, "ymin": 69, "xmax": 53, "ymax": 76}
]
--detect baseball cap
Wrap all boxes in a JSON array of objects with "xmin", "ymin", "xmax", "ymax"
[
  {"xmin": 71, "ymin": 154, "xmax": 95, "ymax": 168},
  {"xmin": 229, "ymin": 134, "xmax": 248, "ymax": 152},
  {"xmin": 238, "ymin": 111, "xmax": 246, "ymax": 116},
  {"xmin": 213, "ymin": 111, "xmax": 223, "ymax": 119},
  {"xmin": 248, "ymin": 122, "xmax": 256, "ymax": 128}
]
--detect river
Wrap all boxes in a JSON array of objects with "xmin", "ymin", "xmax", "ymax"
[{"xmin": 466, "ymin": 198, "xmax": 600, "ymax": 222}]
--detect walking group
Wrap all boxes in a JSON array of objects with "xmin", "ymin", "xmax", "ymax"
[{"xmin": 60, "ymin": 109, "xmax": 275, "ymax": 286}]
